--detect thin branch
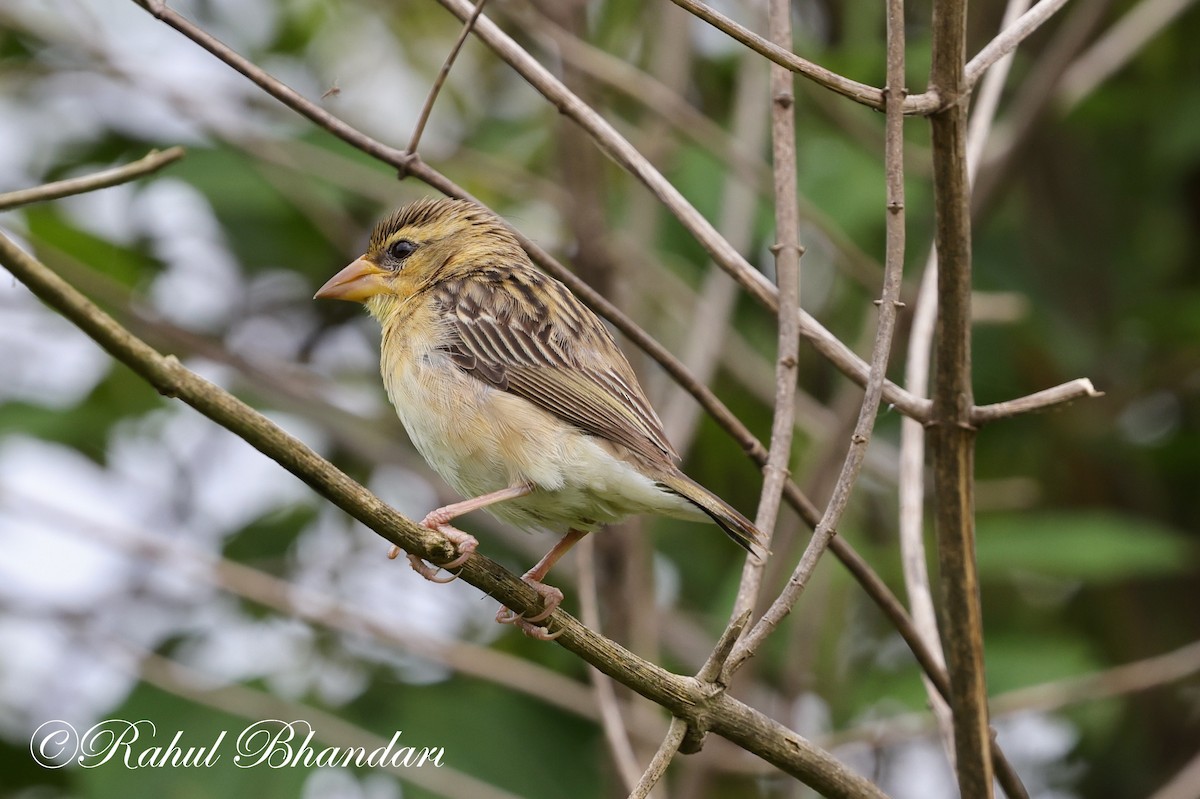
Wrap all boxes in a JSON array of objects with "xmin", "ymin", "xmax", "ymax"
[
  {"xmin": 2, "ymin": 485, "xmax": 612, "ymax": 728},
  {"xmin": 122, "ymin": 0, "xmax": 989, "ymax": 747},
  {"xmin": 406, "ymin": 0, "xmax": 489, "ymax": 154},
  {"xmin": 992, "ymin": 638, "xmax": 1200, "ymax": 717},
  {"xmin": 724, "ymin": 0, "xmax": 910, "ymax": 678},
  {"xmin": 577, "ymin": 537, "xmax": 643, "ymax": 794},
  {"xmin": 1149, "ymin": 750, "xmax": 1200, "ymax": 799},
  {"xmin": 512, "ymin": 3, "xmax": 767, "ymax": 192},
  {"xmin": 822, "ymin": 638, "xmax": 1200, "ymax": 752},
  {"xmin": 629, "ymin": 717, "xmax": 688, "ymax": 799},
  {"xmin": 117, "ymin": 0, "xmax": 960, "ymax": 702},
  {"xmin": 972, "ymin": 0, "xmax": 1114, "ymax": 211},
  {"xmin": 727, "ymin": 0, "xmax": 804, "ymax": 634},
  {"xmin": 1058, "ymin": 0, "xmax": 1198, "ymax": 109},
  {"xmin": 0, "ymin": 226, "xmax": 883, "ymax": 799},
  {"xmin": 964, "ymin": 0, "xmax": 1075, "ymax": 92},
  {"xmin": 972, "ymin": 378, "xmax": 1103, "ymax": 423},
  {"xmin": 628, "ymin": 610, "xmax": 753, "ymax": 796},
  {"xmin": 0, "ymin": 146, "xmax": 184, "ymax": 210},
  {"xmin": 428, "ymin": 0, "xmax": 932, "ymax": 422},
  {"xmin": 665, "ymin": 0, "xmax": 947, "ymax": 115}
]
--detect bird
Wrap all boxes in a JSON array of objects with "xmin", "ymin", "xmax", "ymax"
[{"xmin": 315, "ymin": 197, "xmax": 764, "ymax": 639}]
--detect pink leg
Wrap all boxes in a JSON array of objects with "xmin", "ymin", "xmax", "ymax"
[
  {"xmin": 497, "ymin": 528, "xmax": 588, "ymax": 640},
  {"xmin": 393, "ymin": 483, "xmax": 533, "ymax": 583}
]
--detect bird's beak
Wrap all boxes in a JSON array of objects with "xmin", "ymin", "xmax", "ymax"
[{"xmin": 314, "ymin": 257, "xmax": 389, "ymax": 302}]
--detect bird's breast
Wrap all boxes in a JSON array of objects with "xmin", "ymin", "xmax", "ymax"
[{"xmin": 376, "ymin": 313, "xmax": 701, "ymax": 532}]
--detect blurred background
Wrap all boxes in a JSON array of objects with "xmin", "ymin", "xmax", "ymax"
[{"xmin": 1, "ymin": 0, "xmax": 1198, "ymax": 797}]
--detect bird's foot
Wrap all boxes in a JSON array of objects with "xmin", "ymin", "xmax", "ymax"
[
  {"xmin": 496, "ymin": 576, "xmax": 565, "ymax": 640},
  {"xmin": 388, "ymin": 519, "xmax": 478, "ymax": 584}
]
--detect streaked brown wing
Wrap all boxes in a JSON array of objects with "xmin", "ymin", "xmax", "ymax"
[{"xmin": 433, "ymin": 269, "xmax": 677, "ymax": 464}]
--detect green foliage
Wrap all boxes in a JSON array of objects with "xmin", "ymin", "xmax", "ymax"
[{"xmin": 976, "ymin": 511, "xmax": 1197, "ymax": 583}]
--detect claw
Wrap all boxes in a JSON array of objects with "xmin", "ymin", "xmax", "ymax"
[
  {"xmin": 496, "ymin": 576, "xmax": 564, "ymax": 639},
  {"xmin": 393, "ymin": 523, "xmax": 478, "ymax": 584}
]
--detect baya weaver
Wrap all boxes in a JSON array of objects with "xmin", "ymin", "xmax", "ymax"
[{"xmin": 316, "ymin": 198, "xmax": 763, "ymax": 638}]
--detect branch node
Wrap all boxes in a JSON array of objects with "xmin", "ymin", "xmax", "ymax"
[
  {"xmin": 768, "ymin": 243, "xmax": 806, "ymax": 257},
  {"xmin": 396, "ymin": 152, "xmax": 420, "ymax": 181},
  {"xmin": 773, "ymin": 91, "xmax": 794, "ymax": 109},
  {"xmin": 158, "ymin": 355, "xmax": 184, "ymax": 398},
  {"xmin": 679, "ymin": 724, "xmax": 708, "ymax": 755}
]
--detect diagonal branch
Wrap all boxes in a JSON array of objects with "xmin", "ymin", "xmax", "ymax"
[
  {"xmin": 728, "ymin": 0, "xmax": 804, "ymax": 634},
  {"xmin": 122, "ymin": 0, "xmax": 958, "ymax": 703},
  {"xmin": 0, "ymin": 146, "xmax": 185, "ymax": 210},
  {"xmin": 964, "ymin": 0, "xmax": 1075, "ymax": 91},
  {"xmin": 666, "ymin": 0, "xmax": 892, "ymax": 111},
  {"xmin": 723, "ymin": 0, "xmax": 910, "ymax": 677},
  {"xmin": 426, "ymin": 0, "xmax": 931, "ymax": 421},
  {"xmin": 121, "ymin": 0, "xmax": 1008, "ymax": 757},
  {"xmin": 406, "ymin": 0, "xmax": 489, "ymax": 154},
  {"xmin": 0, "ymin": 226, "xmax": 884, "ymax": 799}
]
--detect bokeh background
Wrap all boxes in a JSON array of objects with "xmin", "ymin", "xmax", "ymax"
[{"xmin": 1, "ymin": 0, "xmax": 1198, "ymax": 797}]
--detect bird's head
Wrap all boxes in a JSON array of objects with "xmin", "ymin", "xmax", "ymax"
[{"xmin": 314, "ymin": 197, "xmax": 521, "ymax": 319}]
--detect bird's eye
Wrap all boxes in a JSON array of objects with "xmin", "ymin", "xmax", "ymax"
[{"xmin": 387, "ymin": 238, "xmax": 417, "ymax": 264}]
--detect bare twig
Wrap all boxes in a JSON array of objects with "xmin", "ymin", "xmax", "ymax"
[
  {"xmin": 406, "ymin": 0, "xmax": 489, "ymax": 154},
  {"xmin": 577, "ymin": 537, "xmax": 643, "ymax": 794},
  {"xmin": 0, "ymin": 217, "xmax": 884, "ymax": 799},
  {"xmin": 1059, "ymin": 0, "xmax": 1198, "ymax": 109},
  {"xmin": 727, "ymin": 0, "xmax": 804, "ymax": 630},
  {"xmin": 512, "ymin": 3, "xmax": 767, "ymax": 192},
  {"xmin": 429, "ymin": 0, "xmax": 932, "ymax": 421},
  {"xmin": 964, "ymin": 0, "xmax": 1075, "ymax": 91},
  {"xmin": 723, "ymin": 0, "xmax": 910, "ymax": 678},
  {"xmin": 0, "ymin": 146, "xmax": 184, "ymax": 210},
  {"xmin": 629, "ymin": 610, "xmax": 751, "ymax": 796},
  {"xmin": 2, "ymin": 485, "xmax": 613, "ymax": 727},
  {"xmin": 992, "ymin": 638, "xmax": 1200, "ymax": 717},
  {"xmin": 629, "ymin": 717, "xmax": 688, "ymax": 799},
  {"xmin": 125, "ymin": 0, "xmax": 933, "ymax": 725},
  {"xmin": 908, "ymin": 3, "xmax": 1040, "ymax": 795},
  {"xmin": 664, "ymin": 0, "xmax": 947, "ymax": 114},
  {"xmin": 1148, "ymin": 749, "xmax": 1200, "ymax": 799},
  {"xmin": 658, "ymin": 53, "xmax": 766, "ymax": 449},
  {"xmin": 972, "ymin": 378, "xmax": 1103, "ymax": 423}
]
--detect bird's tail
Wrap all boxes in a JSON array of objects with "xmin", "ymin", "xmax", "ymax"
[{"xmin": 658, "ymin": 472, "xmax": 767, "ymax": 561}]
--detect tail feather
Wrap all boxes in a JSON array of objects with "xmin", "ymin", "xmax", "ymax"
[{"xmin": 658, "ymin": 472, "xmax": 767, "ymax": 561}]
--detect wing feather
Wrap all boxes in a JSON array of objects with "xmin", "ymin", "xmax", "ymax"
[{"xmin": 433, "ymin": 270, "xmax": 677, "ymax": 464}]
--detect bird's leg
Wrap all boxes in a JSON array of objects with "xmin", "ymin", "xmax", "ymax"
[
  {"xmin": 497, "ymin": 528, "xmax": 588, "ymax": 640},
  {"xmin": 392, "ymin": 483, "xmax": 534, "ymax": 583}
]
